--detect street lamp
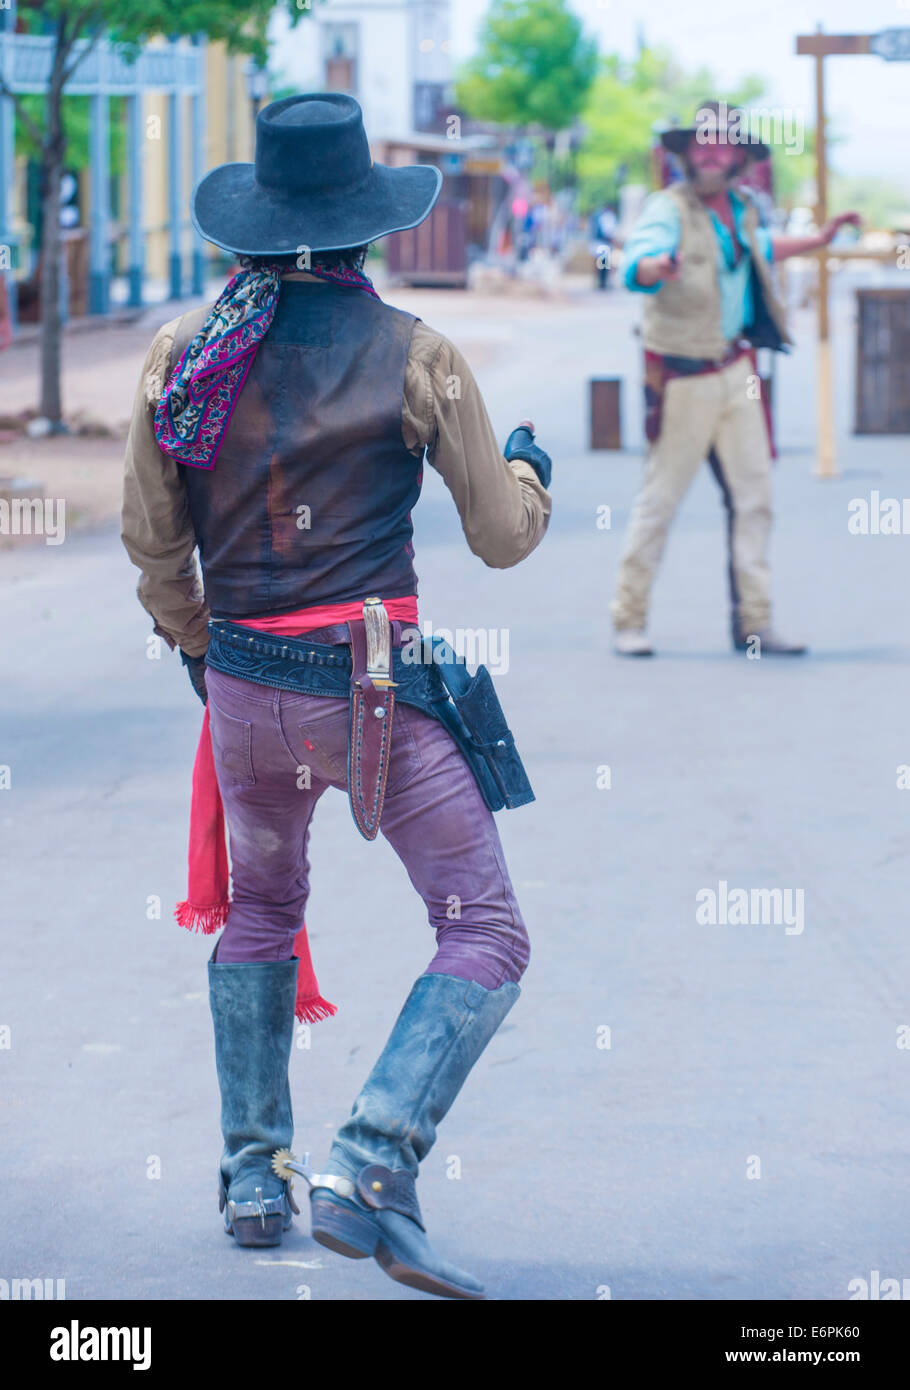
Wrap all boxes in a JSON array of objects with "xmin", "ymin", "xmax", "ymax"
[{"xmin": 244, "ymin": 60, "xmax": 269, "ymax": 142}]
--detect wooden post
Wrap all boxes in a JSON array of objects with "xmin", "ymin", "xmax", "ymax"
[
  {"xmin": 0, "ymin": 20, "xmax": 16, "ymax": 340},
  {"xmin": 590, "ymin": 378, "xmax": 622, "ymax": 450},
  {"xmin": 190, "ymin": 37, "xmax": 207, "ymax": 297},
  {"xmin": 89, "ymin": 90, "xmax": 111, "ymax": 315},
  {"xmin": 168, "ymin": 91, "xmax": 184, "ymax": 301},
  {"xmin": 127, "ymin": 94, "xmax": 144, "ymax": 308},
  {"xmin": 797, "ymin": 30, "xmax": 880, "ymax": 479},
  {"xmin": 813, "ymin": 42, "xmax": 836, "ymax": 478}
]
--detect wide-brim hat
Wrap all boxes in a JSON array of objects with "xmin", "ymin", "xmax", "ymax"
[
  {"xmin": 192, "ymin": 92, "xmax": 443, "ymax": 256},
  {"xmin": 660, "ymin": 100, "xmax": 770, "ymax": 163}
]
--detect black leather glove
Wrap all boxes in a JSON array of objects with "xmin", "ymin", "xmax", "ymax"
[
  {"xmin": 180, "ymin": 649, "xmax": 208, "ymax": 706},
  {"xmin": 503, "ymin": 423, "xmax": 552, "ymax": 490}
]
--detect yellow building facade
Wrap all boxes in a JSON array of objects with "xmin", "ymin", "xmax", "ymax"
[
  {"xmin": 8, "ymin": 39, "xmax": 256, "ymax": 300},
  {"xmin": 130, "ymin": 43, "xmax": 256, "ymax": 285}
]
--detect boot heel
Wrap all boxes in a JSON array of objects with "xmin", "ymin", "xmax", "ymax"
[
  {"xmin": 310, "ymin": 1197, "xmax": 378, "ymax": 1259},
  {"xmin": 229, "ymin": 1213, "xmax": 286, "ymax": 1247},
  {"xmin": 224, "ymin": 1188, "xmax": 293, "ymax": 1248}
]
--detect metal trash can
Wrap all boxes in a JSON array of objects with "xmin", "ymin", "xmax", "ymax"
[
  {"xmin": 589, "ymin": 378, "xmax": 622, "ymax": 450},
  {"xmin": 855, "ymin": 288, "xmax": 910, "ymax": 434}
]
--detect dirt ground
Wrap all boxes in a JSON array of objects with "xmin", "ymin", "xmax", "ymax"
[{"xmin": 1, "ymin": 312, "xmax": 174, "ymax": 536}]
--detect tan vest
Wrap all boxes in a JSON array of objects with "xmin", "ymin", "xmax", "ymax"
[{"xmin": 641, "ymin": 181, "xmax": 792, "ymax": 358}]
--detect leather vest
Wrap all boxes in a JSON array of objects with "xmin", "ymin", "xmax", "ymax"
[
  {"xmin": 641, "ymin": 182, "xmax": 792, "ymax": 358},
  {"xmin": 174, "ymin": 281, "xmax": 421, "ymax": 617}
]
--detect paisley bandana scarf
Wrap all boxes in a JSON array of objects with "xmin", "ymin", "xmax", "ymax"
[{"xmin": 154, "ymin": 260, "xmax": 380, "ymax": 470}]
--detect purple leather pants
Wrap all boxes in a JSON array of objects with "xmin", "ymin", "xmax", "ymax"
[{"xmin": 205, "ymin": 666, "xmax": 529, "ymax": 989}]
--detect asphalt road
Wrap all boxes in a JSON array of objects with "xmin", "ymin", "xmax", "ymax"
[{"xmin": 2, "ymin": 275, "xmax": 909, "ymax": 1300}]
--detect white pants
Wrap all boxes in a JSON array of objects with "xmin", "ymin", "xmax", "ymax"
[{"xmin": 612, "ymin": 354, "xmax": 773, "ymax": 634}]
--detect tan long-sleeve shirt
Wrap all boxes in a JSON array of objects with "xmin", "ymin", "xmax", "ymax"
[{"xmin": 121, "ymin": 288, "xmax": 552, "ymax": 659}]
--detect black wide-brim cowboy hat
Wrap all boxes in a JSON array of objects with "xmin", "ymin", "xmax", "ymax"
[
  {"xmin": 192, "ymin": 93, "xmax": 443, "ymax": 256},
  {"xmin": 660, "ymin": 99, "xmax": 770, "ymax": 163}
]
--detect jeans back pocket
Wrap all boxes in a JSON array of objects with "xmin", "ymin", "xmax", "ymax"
[{"xmin": 209, "ymin": 702, "xmax": 255, "ymax": 786}]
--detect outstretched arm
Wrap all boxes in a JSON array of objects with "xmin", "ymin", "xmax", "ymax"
[{"xmin": 771, "ymin": 211, "xmax": 861, "ymax": 262}]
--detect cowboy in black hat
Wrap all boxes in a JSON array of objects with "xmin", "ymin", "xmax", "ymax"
[
  {"xmin": 122, "ymin": 93, "xmax": 553, "ymax": 1299},
  {"xmin": 611, "ymin": 99, "xmax": 859, "ymax": 657}
]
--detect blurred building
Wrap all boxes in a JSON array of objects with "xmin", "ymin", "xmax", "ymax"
[
  {"xmin": 0, "ymin": 0, "xmax": 502, "ymax": 328},
  {"xmin": 272, "ymin": 0, "xmax": 455, "ymax": 139},
  {"xmin": 0, "ymin": 4, "xmax": 257, "ymax": 329},
  {"xmin": 272, "ymin": 0, "xmax": 508, "ymax": 287},
  {"xmin": 139, "ymin": 44, "xmax": 257, "ymax": 288}
]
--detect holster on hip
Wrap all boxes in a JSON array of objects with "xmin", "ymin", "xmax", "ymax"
[
  {"xmin": 423, "ymin": 636, "xmax": 535, "ymax": 813},
  {"xmin": 203, "ymin": 609, "xmax": 536, "ymax": 829}
]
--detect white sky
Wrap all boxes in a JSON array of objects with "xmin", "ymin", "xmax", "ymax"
[{"xmin": 449, "ymin": 0, "xmax": 910, "ymax": 181}]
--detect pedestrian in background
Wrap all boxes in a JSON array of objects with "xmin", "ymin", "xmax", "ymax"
[{"xmin": 592, "ymin": 203, "xmax": 618, "ymax": 289}]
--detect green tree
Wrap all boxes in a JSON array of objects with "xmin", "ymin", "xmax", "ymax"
[
  {"xmin": 456, "ymin": 0, "xmax": 598, "ymax": 135},
  {"xmin": 0, "ymin": 0, "xmax": 309, "ymax": 426},
  {"xmin": 15, "ymin": 94, "xmax": 126, "ymax": 170}
]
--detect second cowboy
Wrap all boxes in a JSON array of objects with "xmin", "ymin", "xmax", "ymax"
[{"xmin": 612, "ymin": 99, "xmax": 859, "ymax": 657}]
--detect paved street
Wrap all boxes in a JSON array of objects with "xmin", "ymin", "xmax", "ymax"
[{"xmin": 2, "ymin": 273, "xmax": 909, "ymax": 1300}]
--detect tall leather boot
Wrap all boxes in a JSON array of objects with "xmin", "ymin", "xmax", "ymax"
[
  {"xmin": 208, "ymin": 956, "xmax": 300, "ymax": 1247},
  {"xmin": 309, "ymin": 973, "xmax": 520, "ymax": 1299}
]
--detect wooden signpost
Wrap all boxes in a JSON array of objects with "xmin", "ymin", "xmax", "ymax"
[{"xmin": 795, "ymin": 26, "xmax": 910, "ymax": 478}]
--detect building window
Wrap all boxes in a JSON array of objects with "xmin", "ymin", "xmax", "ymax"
[{"xmin": 322, "ymin": 23, "xmax": 358, "ymax": 96}]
